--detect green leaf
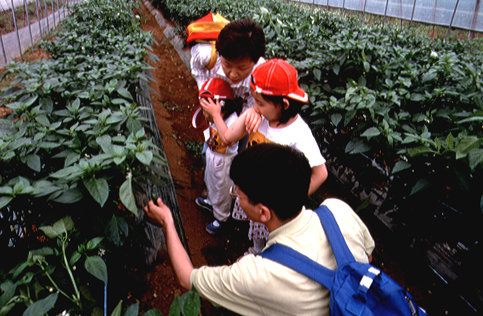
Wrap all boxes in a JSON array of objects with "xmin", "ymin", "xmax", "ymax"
[
  {"xmin": 86, "ymin": 237, "xmax": 104, "ymax": 251},
  {"xmin": 70, "ymin": 251, "xmax": 82, "ymax": 266},
  {"xmin": 85, "ymin": 255, "xmax": 108, "ymax": 284},
  {"xmin": 333, "ymin": 64, "xmax": 340, "ymax": 75},
  {"xmin": 330, "ymin": 113, "xmax": 342, "ymax": 127},
  {"xmin": 77, "ymin": 91, "xmax": 90, "ymax": 99},
  {"xmin": 106, "ymin": 215, "xmax": 128, "ymax": 247},
  {"xmin": 0, "ymin": 280, "xmax": 17, "ymax": 310},
  {"xmin": 410, "ymin": 93, "xmax": 426, "ymax": 102},
  {"xmin": 169, "ymin": 296, "xmax": 181, "ymax": 316},
  {"xmin": 124, "ymin": 303, "xmax": 139, "ymax": 316},
  {"xmin": 50, "ymin": 165, "xmax": 83, "ymax": 179},
  {"xmin": 392, "ymin": 160, "xmax": 411, "ymax": 174},
  {"xmin": 37, "ymin": 141, "xmax": 62, "ymax": 149},
  {"xmin": 456, "ymin": 136, "xmax": 480, "ymax": 159},
  {"xmin": 120, "ymin": 177, "xmax": 138, "ymax": 216},
  {"xmin": 408, "ymin": 146, "xmax": 435, "ymax": 157},
  {"xmin": 313, "ymin": 68, "xmax": 322, "ymax": 81},
  {"xmin": 468, "ymin": 148, "xmax": 483, "ymax": 171},
  {"xmin": 179, "ymin": 287, "xmax": 201, "ymax": 316},
  {"xmin": 83, "ymin": 177, "xmax": 109, "ymax": 207},
  {"xmin": 117, "ymin": 88, "xmax": 133, "ymax": 101},
  {"xmin": 345, "ymin": 138, "xmax": 371, "ymax": 154},
  {"xmin": 456, "ymin": 116, "xmax": 483, "ymax": 124},
  {"xmin": 52, "ymin": 189, "xmax": 83, "ymax": 204},
  {"xmin": 409, "ymin": 179, "xmax": 429, "ymax": 196},
  {"xmin": 136, "ymin": 151, "xmax": 153, "ymax": 165},
  {"xmin": 360, "ymin": 127, "xmax": 381, "ymax": 139},
  {"xmin": 0, "ymin": 196, "xmax": 13, "ymax": 210},
  {"xmin": 29, "ymin": 247, "xmax": 54, "ymax": 257},
  {"xmin": 0, "ymin": 186, "xmax": 12, "ymax": 194},
  {"xmin": 110, "ymin": 300, "xmax": 122, "ymax": 316},
  {"xmin": 25, "ymin": 154, "xmax": 41, "ymax": 172},
  {"xmin": 142, "ymin": 309, "xmax": 163, "ymax": 316},
  {"xmin": 22, "ymin": 292, "xmax": 58, "ymax": 316},
  {"xmin": 446, "ymin": 133, "xmax": 455, "ymax": 149},
  {"xmin": 111, "ymin": 98, "xmax": 129, "ymax": 105},
  {"xmin": 39, "ymin": 216, "xmax": 75, "ymax": 238},
  {"xmin": 65, "ymin": 152, "xmax": 81, "ymax": 167}
]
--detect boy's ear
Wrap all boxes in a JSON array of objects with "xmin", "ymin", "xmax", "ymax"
[
  {"xmin": 282, "ymin": 98, "xmax": 290, "ymax": 110},
  {"xmin": 258, "ymin": 204, "xmax": 272, "ymax": 223}
]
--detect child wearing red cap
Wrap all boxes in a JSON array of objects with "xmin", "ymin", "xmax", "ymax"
[
  {"xmin": 191, "ymin": 18, "xmax": 266, "ymax": 222},
  {"xmin": 202, "ymin": 58, "xmax": 328, "ymax": 253},
  {"xmin": 190, "ymin": 18, "xmax": 266, "ymax": 111},
  {"xmin": 197, "ymin": 78, "xmax": 241, "ymax": 234}
]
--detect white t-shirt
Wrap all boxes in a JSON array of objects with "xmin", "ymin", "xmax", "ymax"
[{"xmin": 249, "ymin": 115, "xmax": 326, "ymax": 167}]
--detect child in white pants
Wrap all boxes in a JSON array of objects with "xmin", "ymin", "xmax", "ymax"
[{"xmin": 196, "ymin": 78, "xmax": 240, "ymax": 234}]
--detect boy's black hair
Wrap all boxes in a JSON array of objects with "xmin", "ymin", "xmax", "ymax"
[
  {"xmin": 216, "ymin": 19, "xmax": 266, "ymax": 63},
  {"xmin": 230, "ymin": 143, "xmax": 311, "ymax": 220},
  {"xmin": 221, "ymin": 99, "xmax": 241, "ymax": 120},
  {"xmin": 259, "ymin": 94, "xmax": 305, "ymax": 125}
]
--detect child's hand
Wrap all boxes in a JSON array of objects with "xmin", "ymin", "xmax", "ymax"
[
  {"xmin": 144, "ymin": 197, "xmax": 173, "ymax": 229},
  {"xmin": 200, "ymin": 98, "xmax": 221, "ymax": 118},
  {"xmin": 244, "ymin": 108, "xmax": 262, "ymax": 133}
]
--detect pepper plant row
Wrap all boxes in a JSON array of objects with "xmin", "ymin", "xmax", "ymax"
[
  {"xmin": 153, "ymin": 0, "xmax": 483, "ymax": 213},
  {"xmin": 0, "ymin": 0, "xmax": 170, "ymax": 315}
]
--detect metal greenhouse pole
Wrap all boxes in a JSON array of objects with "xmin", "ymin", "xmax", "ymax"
[
  {"xmin": 24, "ymin": 0, "xmax": 34, "ymax": 49},
  {"xmin": 399, "ymin": 0, "xmax": 403, "ymax": 28},
  {"xmin": 35, "ymin": 0, "xmax": 43, "ymax": 37},
  {"xmin": 383, "ymin": 0, "xmax": 389, "ymax": 25},
  {"xmin": 342, "ymin": 0, "xmax": 346, "ymax": 15},
  {"xmin": 410, "ymin": 0, "xmax": 417, "ymax": 25},
  {"xmin": 43, "ymin": 0, "xmax": 50, "ymax": 31},
  {"xmin": 431, "ymin": 0, "xmax": 438, "ymax": 39},
  {"xmin": 362, "ymin": 0, "xmax": 368, "ymax": 23},
  {"xmin": 327, "ymin": 0, "xmax": 330, "ymax": 12},
  {"xmin": 445, "ymin": 0, "xmax": 461, "ymax": 41},
  {"xmin": 0, "ymin": 34, "xmax": 6, "ymax": 64},
  {"xmin": 469, "ymin": 0, "xmax": 481, "ymax": 40},
  {"xmin": 51, "ymin": 0, "xmax": 56, "ymax": 28},
  {"xmin": 10, "ymin": 0, "xmax": 23, "ymax": 62}
]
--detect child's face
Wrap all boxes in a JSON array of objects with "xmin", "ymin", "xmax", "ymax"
[
  {"xmin": 251, "ymin": 90, "xmax": 282, "ymax": 124},
  {"xmin": 220, "ymin": 56, "xmax": 255, "ymax": 85}
]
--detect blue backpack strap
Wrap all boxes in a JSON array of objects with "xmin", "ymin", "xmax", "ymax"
[
  {"xmin": 314, "ymin": 205, "xmax": 355, "ymax": 266},
  {"xmin": 260, "ymin": 243, "xmax": 335, "ymax": 289}
]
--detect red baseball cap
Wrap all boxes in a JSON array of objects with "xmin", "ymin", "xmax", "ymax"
[
  {"xmin": 199, "ymin": 78, "xmax": 233, "ymax": 100},
  {"xmin": 250, "ymin": 58, "xmax": 308, "ymax": 103}
]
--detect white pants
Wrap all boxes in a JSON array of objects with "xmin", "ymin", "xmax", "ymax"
[{"xmin": 204, "ymin": 149, "xmax": 236, "ymax": 222}]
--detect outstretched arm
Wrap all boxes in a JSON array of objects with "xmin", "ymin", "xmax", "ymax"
[
  {"xmin": 224, "ymin": 108, "xmax": 262, "ymax": 143},
  {"xmin": 144, "ymin": 199, "xmax": 193, "ymax": 290}
]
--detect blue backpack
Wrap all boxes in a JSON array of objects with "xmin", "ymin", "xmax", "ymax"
[{"xmin": 259, "ymin": 205, "xmax": 428, "ymax": 316}]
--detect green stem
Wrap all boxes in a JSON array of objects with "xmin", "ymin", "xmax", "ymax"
[
  {"xmin": 41, "ymin": 265, "xmax": 74, "ymax": 304},
  {"xmin": 62, "ymin": 233, "xmax": 82, "ymax": 307}
]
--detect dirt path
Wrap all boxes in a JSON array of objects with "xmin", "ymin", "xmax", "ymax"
[{"xmin": 130, "ymin": 3, "xmax": 252, "ymax": 314}]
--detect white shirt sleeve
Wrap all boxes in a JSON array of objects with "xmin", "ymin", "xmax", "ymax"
[{"xmin": 190, "ymin": 43, "xmax": 215, "ymax": 90}]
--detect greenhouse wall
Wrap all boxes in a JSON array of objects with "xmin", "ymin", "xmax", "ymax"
[{"xmin": 294, "ymin": 0, "xmax": 483, "ymax": 32}]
